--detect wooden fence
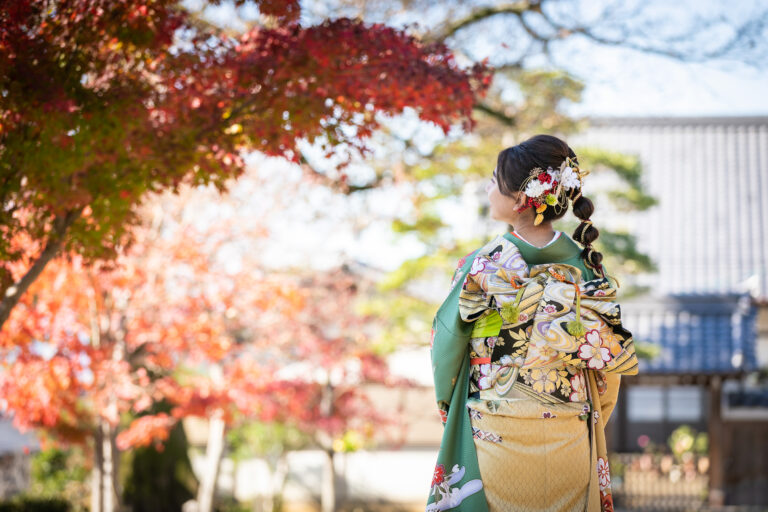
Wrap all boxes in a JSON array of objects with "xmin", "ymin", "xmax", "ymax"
[{"xmin": 610, "ymin": 452, "xmax": 708, "ymax": 511}]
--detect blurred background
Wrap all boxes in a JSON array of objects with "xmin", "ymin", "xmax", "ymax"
[{"xmin": 1, "ymin": 0, "xmax": 767, "ymax": 511}]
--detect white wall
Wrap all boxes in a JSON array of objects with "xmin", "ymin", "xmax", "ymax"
[{"xmin": 190, "ymin": 449, "xmax": 438, "ymax": 504}]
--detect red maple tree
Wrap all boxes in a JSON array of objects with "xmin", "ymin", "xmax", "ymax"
[
  {"xmin": 1, "ymin": 187, "xmax": 397, "ymax": 509},
  {"xmin": 0, "ymin": 0, "xmax": 491, "ymax": 330}
]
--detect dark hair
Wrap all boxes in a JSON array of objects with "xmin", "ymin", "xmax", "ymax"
[{"xmin": 495, "ymin": 134, "xmax": 605, "ymax": 277}]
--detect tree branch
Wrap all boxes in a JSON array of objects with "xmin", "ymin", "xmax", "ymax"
[
  {"xmin": 298, "ymin": 151, "xmax": 381, "ymax": 194},
  {"xmin": 0, "ymin": 208, "xmax": 83, "ymax": 331},
  {"xmin": 425, "ymin": 1, "xmax": 540, "ymax": 43},
  {"xmin": 537, "ymin": 6, "xmax": 768, "ymax": 64},
  {"xmin": 473, "ymin": 102, "xmax": 517, "ymax": 127},
  {"xmin": 426, "ymin": 0, "xmax": 768, "ymax": 66}
]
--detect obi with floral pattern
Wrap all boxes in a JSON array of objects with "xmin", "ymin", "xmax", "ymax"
[{"xmin": 458, "ymin": 235, "xmax": 637, "ymax": 398}]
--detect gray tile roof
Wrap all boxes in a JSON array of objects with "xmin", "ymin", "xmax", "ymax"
[
  {"xmin": 622, "ymin": 292, "xmax": 758, "ymax": 375},
  {"xmin": 572, "ymin": 116, "xmax": 768, "ymax": 301}
]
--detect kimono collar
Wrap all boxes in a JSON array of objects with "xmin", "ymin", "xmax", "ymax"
[{"xmin": 502, "ymin": 231, "xmax": 580, "ymax": 264}]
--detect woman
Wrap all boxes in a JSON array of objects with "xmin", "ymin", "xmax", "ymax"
[{"xmin": 427, "ymin": 135, "xmax": 638, "ymax": 512}]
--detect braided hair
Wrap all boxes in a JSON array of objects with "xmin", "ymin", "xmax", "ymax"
[{"xmin": 495, "ymin": 134, "xmax": 605, "ymax": 278}]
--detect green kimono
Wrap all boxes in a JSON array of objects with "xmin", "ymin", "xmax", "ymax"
[{"xmin": 427, "ymin": 231, "xmax": 637, "ymax": 512}]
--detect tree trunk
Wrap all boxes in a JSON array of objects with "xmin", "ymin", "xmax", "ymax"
[
  {"xmin": 91, "ymin": 421, "xmax": 121, "ymax": 512},
  {"xmin": 320, "ymin": 448, "xmax": 336, "ymax": 512},
  {"xmin": 252, "ymin": 453, "xmax": 289, "ymax": 512},
  {"xmin": 0, "ymin": 208, "xmax": 81, "ymax": 331},
  {"xmin": 317, "ymin": 380, "xmax": 336, "ymax": 512},
  {"xmin": 197, "ymin": 364, "xmax": 227, "ymax": 512},
  {"xmin": 88, "ymin": 281, "xmax": 123, "ymax": 512},
  {"xmin": 271, "ymin": 453, "xmax": 288, "ymax": 512},
  {"xmin": 197, "ymin": 409, "xmax": 226, "ymax": 512}
]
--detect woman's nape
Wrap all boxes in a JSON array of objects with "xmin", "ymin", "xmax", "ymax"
[{"xmin": 485, "ymin": 167, "xmax": 557, "ymax": 248}]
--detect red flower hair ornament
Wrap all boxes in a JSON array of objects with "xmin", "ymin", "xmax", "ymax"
[{"xmin": 515, "ymin": 156, "xmax": 590, "ymax": 226}]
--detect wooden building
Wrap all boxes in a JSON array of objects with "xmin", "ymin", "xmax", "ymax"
[{"xmin": 573, "ymin": 117, "xmax": 768, "ymax": 507}]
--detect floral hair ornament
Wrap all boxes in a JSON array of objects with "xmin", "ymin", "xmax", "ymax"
[{"xmin": 517, "ymin": 156, "xmax": 590, "ymax": 226}]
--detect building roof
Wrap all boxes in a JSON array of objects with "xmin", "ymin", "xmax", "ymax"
[
  {"xmin": 588, "ymin": 116, "xmax": 768, "ymax": 127},
  {"xmin": 572, "ymin": 116, "xmax": 768, "ymax": 302},
  {"xmin": 622, "ymin": 292, "xmax": 758, "ymax": 375}
]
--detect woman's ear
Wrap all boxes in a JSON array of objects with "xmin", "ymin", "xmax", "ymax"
[{"xmin": 513, "ymin": 191, "xmax": 527, "ymax": 211}]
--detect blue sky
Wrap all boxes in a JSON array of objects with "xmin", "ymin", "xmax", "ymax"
[{"xmin": 566, "ymin": 48, "xmax": 768, "ymax": 117}]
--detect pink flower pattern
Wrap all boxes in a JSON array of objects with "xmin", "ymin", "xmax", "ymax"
[
  {"xmin": 578, "ymin": 329, "xmax": 612, "ymax": 369},
  {"xmin": 569, "ymin": 373, "xmax": 586, "ymax": 402},
  {"xmin": 469, "ymin": 257, "xmax": 486, "ymax": 276}
]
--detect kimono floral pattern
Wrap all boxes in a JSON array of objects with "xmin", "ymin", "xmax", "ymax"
[
  {"xmin": 470, "ymin": 345, "xmax": 591, "ymax": 404},
  {"xmin": 473, "ymin": 363, "xmax": 493, "ymax": 390},
  {"xmin": 427, "ymin": 463, "xmax": 484, "ymax": 512},
  {"xmin": 469, "ymin": 258, "xmax": 486, "ymax": 277},
  {"xmin": 528, "ymin": 367, "xmax": 564, "ymax": 394},
  {"xmin": 438, "ymin": 408, "xmax": 448, "ymax": 425},
  {"xmin": 450, "ymin": 250, "xmax": 477, "ymax": 291},
  {"xmin": 467, "ymin": 315, "xmax": 594, "ymax": 403},
  {"xmin": 432, "ymin": 464, "xmax": 446, "ymax": 487},
  {"xmin": 569, "ymin": 373, "xmax": 587, "ymax": 401},
  {"xmin": 578, "ymin": 329, "xmax": 612, "ymax": 369},
  {"xmin": 526, "ymin": 337, "xmax": 559, "ymax": 364},
  {"xmin": 597, "ymin": 457, "xmax": 615, "ymax": 511},
  {"xmin": 595, "ymin": 370, "xmax": 608, "ymax": 395},
  {"xmin": 517, "ymin": 365, "xmax": 586, "ymax": 402}
]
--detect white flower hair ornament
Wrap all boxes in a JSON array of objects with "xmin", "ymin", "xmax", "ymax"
[{"xmin": 518, "ymin": 157, "xmax": 590, "ymax": 226}]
